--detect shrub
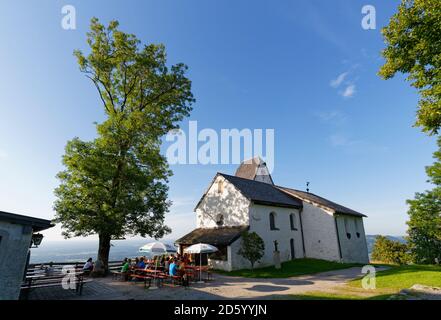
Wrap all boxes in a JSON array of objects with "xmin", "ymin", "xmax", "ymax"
[{"xmin": 371, "ymin": 236, "xmax": 410, "ymax": 265}]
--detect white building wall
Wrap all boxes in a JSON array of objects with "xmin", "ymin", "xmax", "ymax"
[
  {"xmin": 196, "ymin": 175, "xmax": 250, "ymax": 228},
  {"xmin": 247, "ymin": 204, "xmax": 304, "ymax": 268},
  {"xmin": 336, "ymin": 215, "xmax": 369, "ymax": 264},
  {"xmin": 228, "ymin": 238, "xmax": 251, "ymax": 270},
  {"xmin": 300, "ymin": 202, "xmax": 341, "ymax": 262}
]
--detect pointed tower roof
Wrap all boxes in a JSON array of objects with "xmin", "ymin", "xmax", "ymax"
[{"xmin": 235, "ymin": 157, "xmax": 274, "ymax": 185}]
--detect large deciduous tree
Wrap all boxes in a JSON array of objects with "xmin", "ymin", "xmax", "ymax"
[
  {"xmin": 54, "ymin": 18, "xmax": 194, "ymax": 271},
  {"xmin": 406, "ymin": 137, "xmax": 441, "ymax": 264},
  {"xmin": 379, "ymin": 0, "xmax": 441, "ymax": 134}
]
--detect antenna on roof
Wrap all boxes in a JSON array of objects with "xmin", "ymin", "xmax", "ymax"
[{"xmin": 306, "ymin": 182, "xmax": 310, "ymax": 193}]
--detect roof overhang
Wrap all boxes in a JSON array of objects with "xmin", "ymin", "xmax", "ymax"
[{"xmin": 0, "ymin": 211, "xmax": 54, "ymax": 232}]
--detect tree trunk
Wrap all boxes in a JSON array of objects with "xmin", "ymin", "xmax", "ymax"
[{"xmin": 98, "ymin": 233, "xmax": 112, "ymax": 274}]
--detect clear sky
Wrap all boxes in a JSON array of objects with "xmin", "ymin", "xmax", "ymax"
[{"xmin": 0, "ymin": 0, "xmax": 436, "ymax": 242}]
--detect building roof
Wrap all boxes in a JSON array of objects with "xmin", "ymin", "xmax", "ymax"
[
  {"xmin": 278, "ymin": 187, "xmax": 366, "ymax": 218},
  {"xmin": 0, "ymin": 211, "xmax": 54, "ymax": 232},
  {"xmin": 219, "ymin": 173, "xmax": 303, "ymax": 209},
  {"xmin": 234, "ymin": 158, "xmax": 258, "ymax": 180},
  {"xmin": 234, "ymin": 156, "xmax": 274, "ymax": 184},
  {"xmin": 175, "ymin": 226, "xmax": 249, "ymax": 246}
]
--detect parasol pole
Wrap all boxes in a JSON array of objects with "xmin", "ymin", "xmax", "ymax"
[{"xmin": 198, "ymin": 243, "xmax": 204, "ymax": 283}]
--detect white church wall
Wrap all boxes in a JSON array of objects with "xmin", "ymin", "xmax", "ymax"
[
  {"xmin": 248, "ymin": 204, "xmax": 304, "ymax": 268},
  {"xmin": 300, "ymin": 202, "xmax": 341, "ymax": 262},
  {"xmin": 228, "ymin": 238, "xmax": 251, "ymax": 270},
  {"xmin": 336, "ymin": 215, "xmax": 370, "ymax": 264},
  {"xmin": 208, "ymin": 258, "xmax": 231, "ymax": 271},
  {"xmin": 196, "ymin": 175, "xmax": 250, "ymax": 228}
]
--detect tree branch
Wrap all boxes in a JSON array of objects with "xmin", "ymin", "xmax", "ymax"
[
  {"xmin": 86, "ymin": 75, "xmax": 112, "ymax": 114},
  {"xmin": 139, "ymin": 82, "xmax": 178, "ymax": 111}
]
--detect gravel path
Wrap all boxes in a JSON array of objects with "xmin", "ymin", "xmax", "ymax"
[{"xmin": 28, "ymin": 266, "xmax": 388, "ymax": 300}]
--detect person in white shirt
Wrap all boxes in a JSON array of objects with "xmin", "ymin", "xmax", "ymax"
[{"xmin": 83, "ymin": 258, "xmax": 94, "ymax": 272}]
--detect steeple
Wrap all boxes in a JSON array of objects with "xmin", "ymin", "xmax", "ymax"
[{"xmin": 235, "ymin": 157, "xmax": 274, "ymax": 185}]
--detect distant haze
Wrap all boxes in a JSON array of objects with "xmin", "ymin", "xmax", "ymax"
[{"xmin": 30, "ymin": 235, "xmax": 405, "ymax": 264}]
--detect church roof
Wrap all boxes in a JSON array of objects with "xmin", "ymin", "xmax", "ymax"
[
  {"xmin": 278, "ymin": 187, "xmax": 366, "ymax": 218},
  {"xmin": 219, "ymin": 173, "xmax": 303, "ymax": 209},
  {"xmin": 175, "ymin": 226, "xmax": 249, "ymax": 246}
]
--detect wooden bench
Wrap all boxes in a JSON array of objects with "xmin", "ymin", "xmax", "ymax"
[
  {"xmin": 111, "ymin": 271, "xmax": 129, "ymax": 281},
  {"xmin": 128, "ymin": 273, "xmax": 152, "ymax": 288},
  {"xmin": 20, "ymin": 270, "xmax": 91, "ymax": 299}
]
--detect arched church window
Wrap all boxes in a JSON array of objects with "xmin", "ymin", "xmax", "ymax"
[
  {"xmin": 270, "ymin": 212, "xmax": 278, "ymax": 230},
  {"xmin": 217, "ymin": 179, "xmax": 224, "ymax": 194},
  {"xmin": 290, "ymin": 213, "xmax": 297, "ymax": 231}
]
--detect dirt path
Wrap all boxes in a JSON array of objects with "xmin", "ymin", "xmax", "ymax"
[
  {"xmin": 89, "ymin": 266, "xmax": 386, "ymax": 300},
  {"xmin": 28, "ymin": 266, "xmax": 386, "ymax": 300}
]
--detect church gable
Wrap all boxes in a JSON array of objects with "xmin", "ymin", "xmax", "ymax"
[{"xmin": 195, "ymin": 175, "xmax": 251, "ymax": 228}]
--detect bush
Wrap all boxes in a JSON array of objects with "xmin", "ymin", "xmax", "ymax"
[
  {"xmin": 371, "ymin": 236, "xmax": 410, "ymax": 265},
  {"xmin": 237, "ymin": 231, "xmax": 265, "ymax": 270}
]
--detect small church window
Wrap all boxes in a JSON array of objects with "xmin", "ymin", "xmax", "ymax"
[
  {"xmin": 217, "ymin": 180, "xmax": 224, "ymax": 194},
  {"xmin": 269, "ymin": 212, "xmax": 278, "ymax": 230},
  {"xmin": 344, "ymin": 217, "xmax": 351, "ymax": 240},
  {"xmin": 290, "ymin": 213, "xmax": 297, "ymax": 231},
  {"xmin": 355, "ymin": 219, "xmax": 361, "ymax": 238}
]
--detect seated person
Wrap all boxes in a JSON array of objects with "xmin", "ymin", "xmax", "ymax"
[
  {"xmin": 83, "ymin": 258, "xmax": 94, "ymax": 272},
  {"xmin": 45, "ymin": 262, "xmax": 55, "ymax": 275},
  {"xmin": 164, "ymin": 257, "xmax": 170, "ymax": 270},
  {"xmin": 137, "ymin": 257, "xmax": 146, "ymax": 269},
  {"xmin": 169, "ymin": 259, "xmax": 178, "ymax": 276},
  {"xmin": 121, "ymin": 259, "xmax": 131, "ymax": 272}
]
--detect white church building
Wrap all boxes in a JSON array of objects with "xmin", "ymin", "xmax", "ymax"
[{"xmin": 176, "ymin": 158, "xmax": 369, "ymax": 271}]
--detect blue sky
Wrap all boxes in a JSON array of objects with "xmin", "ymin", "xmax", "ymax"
[{"xmin": 0, "ymin": 0, "xmax": 436, "ymax": 242}]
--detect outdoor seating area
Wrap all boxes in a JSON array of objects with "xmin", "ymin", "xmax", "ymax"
[
  {"xmin": 111, "ymin": 246, "xmax": 212, "ymax": 288},
  {"xmin": 20, "ymin": 241, "xmax": 217, "ymax": 299},
  {"xmin": 112, "ymin": 259, "xmax": 212, "ymax": 289},
  {"xmin": 111, "ymin": 242, "xmax": 216, "ymax": 290},
  {"xmin": 21, "ymin": 262, "xmax": 92, "ymax": 300}
]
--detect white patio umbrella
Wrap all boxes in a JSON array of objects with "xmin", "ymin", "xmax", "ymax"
[
  {"xmin": 138, "ymin": 241, "xmax": 177, "ymax": 289},
  {"xmin": 184, "ymin": 243, "xmax": 218, "ymax": 283},
  {"xmin": 139, "ymin": 242, "xmax": 177, "ymax": 254}
]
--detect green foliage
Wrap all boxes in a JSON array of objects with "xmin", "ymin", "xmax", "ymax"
[
  {"xmin": 379, "ymin": 0, "xmax": 441, "ymax": 134},
  {"xmin": 54, "ymin": 18, "xmax": 194, "ymax": 268},
  {"xmin": 407, "ymin": 189, "xmax": 441, "ymax": 264},
  {"xmin": 405, "ymin": 136, "xmax": 441, "ymax": 264},
  {"xmin": 216, "ymin": 258, "xmax": 359, "ymax": 278},
  {"xmin": 237, "ymin": 231, "xmax": 265, "ymax": 270},
  {"xmin": 371, "ymin": 236, "xmax": 410, "ymax": 265}
]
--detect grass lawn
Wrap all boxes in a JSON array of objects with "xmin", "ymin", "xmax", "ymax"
[
  {"xmin": 214, "ymin": 258, "xmax": 360, "ymax": 278},
  {"xmin": 288, "ymin": 292, "xmax": 395, "ymax": 300},
  {"xmin": 289, "ymin": 264, "xmax": 441, "ymax": 300},
  {"xmin": 348, "ymin": 264, "xmax": 441, "ymax": 291}
]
